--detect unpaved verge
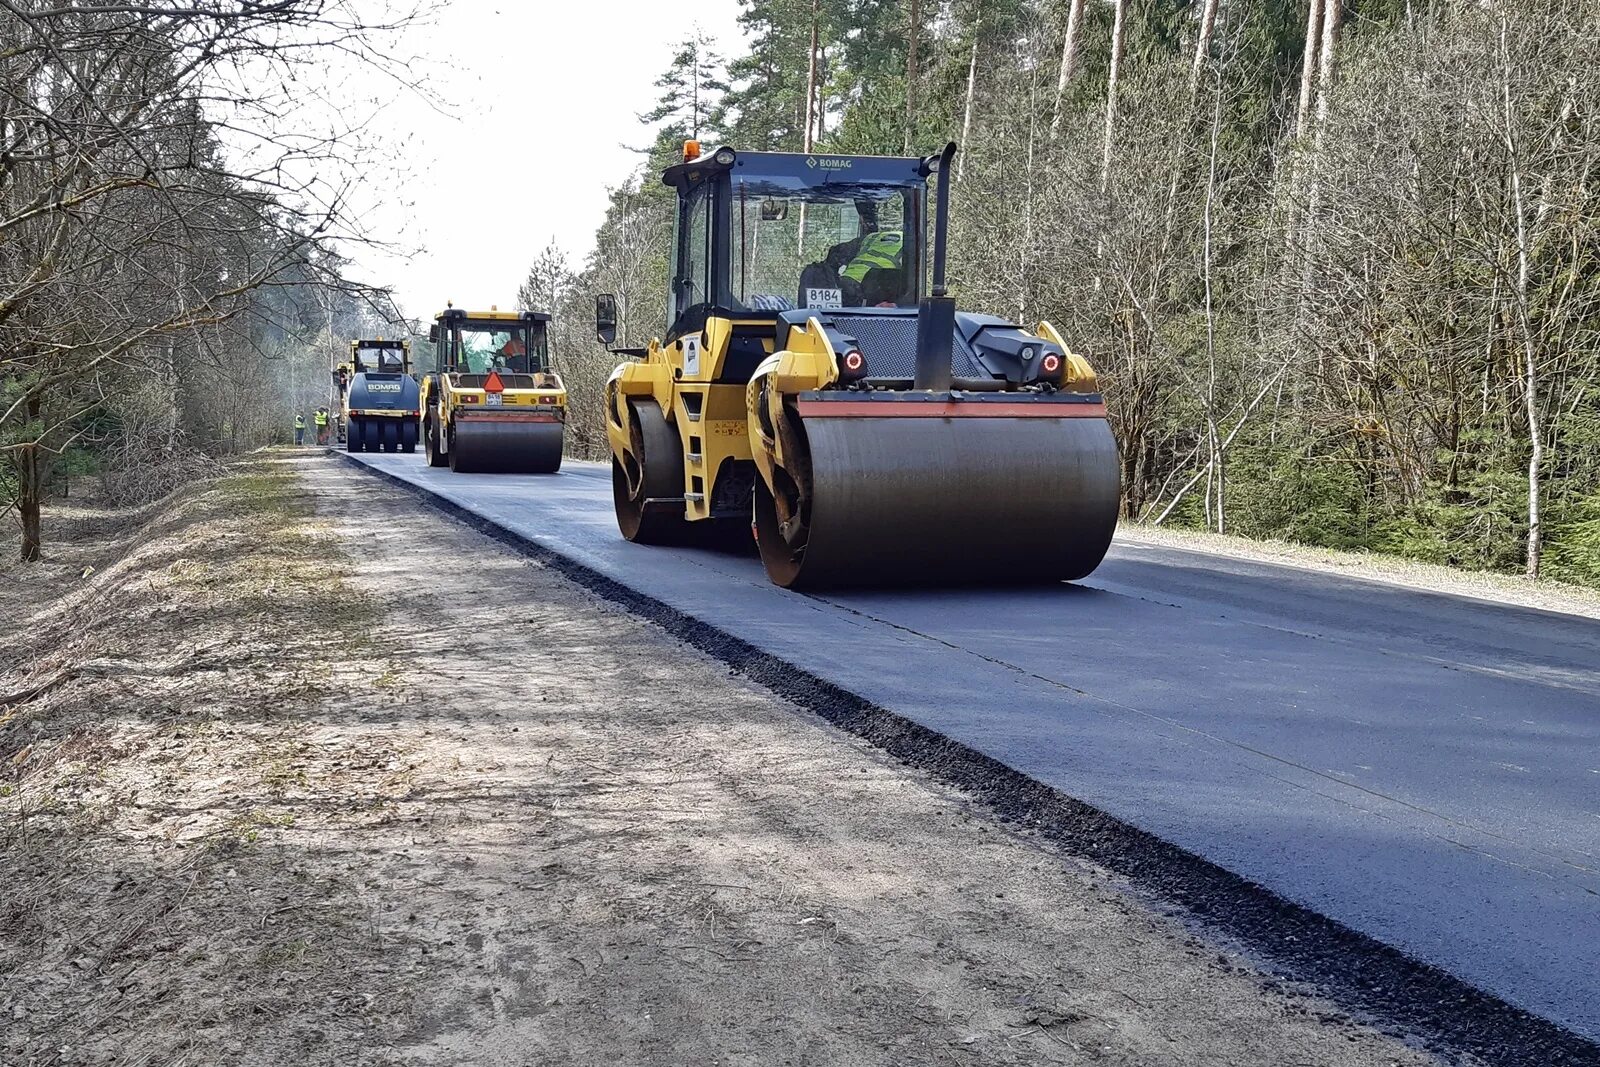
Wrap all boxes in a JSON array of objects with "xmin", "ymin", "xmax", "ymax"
[
  {"xmin": 1120, "ymin": 523, "xmax": 1600, "ymax": 620},
  {"xmin": 3, "ymin": 451, "xmax": 1440, "ymax": 1066}
]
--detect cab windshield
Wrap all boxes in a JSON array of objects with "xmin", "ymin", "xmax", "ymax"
[
  {"xmin": 731, "ymin": 179, "xmax": 919, "ymax": 313},
  {"xmin": 354, "ymin": 346, "xmax": 405, "ymax": 373},
  {"xmin": 447, "ymin": 324, "xmax": 548, "ymax": 374}
]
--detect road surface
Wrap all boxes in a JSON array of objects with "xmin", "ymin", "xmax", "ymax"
[{"xmin": 345, "ymin": 452, "xmax": 1600, "ymax": 1046}]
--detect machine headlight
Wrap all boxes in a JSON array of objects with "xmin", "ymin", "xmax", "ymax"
[{"xmin": 714, "ymin": 148, "xmax": 736, "ymax": 165}]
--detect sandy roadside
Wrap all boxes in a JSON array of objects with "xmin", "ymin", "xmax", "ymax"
[{"xmin": 1, "ymin": 451, "xmax": 1439, "ymax": 1066}]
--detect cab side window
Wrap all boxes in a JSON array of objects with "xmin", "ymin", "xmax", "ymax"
[{"xmin": 673, "ymin": 182, "xmax": 714, "ymax": 329}]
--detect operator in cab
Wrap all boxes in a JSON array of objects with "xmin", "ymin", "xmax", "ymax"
[{"xmin": 800, "ymin": 230, "xmax": 906, "ymax": 309}]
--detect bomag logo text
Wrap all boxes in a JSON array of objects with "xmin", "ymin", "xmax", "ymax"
[{"xmin": 806, "ymin": 157, "xmax": 854, "ymax": 170}]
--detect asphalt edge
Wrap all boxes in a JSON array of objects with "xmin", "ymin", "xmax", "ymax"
[{"xmin": 337, "ymin": 451, "xmax": 1600, "ymax": 1067}]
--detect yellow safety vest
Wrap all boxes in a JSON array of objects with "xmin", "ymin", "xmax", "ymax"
[
  {"xmin": 841, "ymin": 231, "xmax": 903, "ymax": 284},
  {"xmin": 314, "ymin": 411, "xmax": 328, "ymax": 427}
]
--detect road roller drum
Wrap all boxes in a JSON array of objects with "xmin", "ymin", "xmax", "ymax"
[
  {"xmin": 753, "ymin": 405, "xmax": 1119, "ymax": 588},
  {"xmin": 449, "ymin": 416, "xmax": 563, "ymax": 474}
]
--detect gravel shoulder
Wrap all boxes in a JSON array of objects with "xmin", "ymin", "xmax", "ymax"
[
  {"xmin": 2, "ymin": 451, "xmax": 1441, "ymax": 1065},
  {"xmin": 1119, "ymin": 523, "xmax": 1600, "ymax": 620}
]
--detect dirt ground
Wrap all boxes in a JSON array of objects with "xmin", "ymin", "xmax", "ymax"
[{"xmin": 1, "ymin": 450, "xmax": 1443, "ymax": 1066}]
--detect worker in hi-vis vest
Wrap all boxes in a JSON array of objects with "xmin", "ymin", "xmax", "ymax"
[{"xmin": 840, "ymin": 230, "xmax": 904, "ymax": 307}]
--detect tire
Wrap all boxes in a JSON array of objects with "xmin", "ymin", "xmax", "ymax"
[
  {"xmin": 401, "ymin": 420, "xmax": 418, "ymax": 454},
  {"xmin": 345, "ymin": 418, "xmax": 362, "ymax": 453},
  {"xmin": 424, "ymin": 419, "xmax": 446, "ymax": 467},
  {"xmin": 381, "ymin": 420, "xmax": 399, "ymax": 453},
  {"xmin": 612, "ymin": 399, "xmax": 687, "ymax": 544}
]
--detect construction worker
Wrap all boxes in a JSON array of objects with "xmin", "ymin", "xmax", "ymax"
[
  {"xmin": 840, "ymin": 230, "xmax": 905, "ymax": 307},
  {"xmin": 495, "ymin": 332, "xmax": 528, "ymax": 373},
  {"xmin": 314, "ymin": 407, "xmax": 329, "ymax": 445},
  {"xmin": 294, "ymin": 413, "xmax": 306, "ymax": 446}
]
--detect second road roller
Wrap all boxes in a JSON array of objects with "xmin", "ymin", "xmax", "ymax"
[
  {"xmin": 599, "ymin": 140, "xmax": 1120, "ymax": 588},
  {"xmin": 421, "ymin": 306, "xmax": 567, "ymax": 473},
  {"xmin": 343, "ymin": 338, "xmax": 420, "ymax": 454}
]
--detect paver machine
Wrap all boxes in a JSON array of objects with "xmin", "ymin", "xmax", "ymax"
[
  {"xmin": 420, "ymin": 307, "xmax": 566, "ymax": 473},
  {"xmin": 343, "ymin": 339, "xmax": 420, "ymax": 453},
  {"xmin": 599, "ymin": 141, "xmax": 1120, "ymax": 588}
]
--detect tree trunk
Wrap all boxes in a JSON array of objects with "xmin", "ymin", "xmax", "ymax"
[
  {"xmin": 803, "ymin": 0, "xmax": 820, "ymax": 152},
  {"xmin": 958, "ymin": 22, "xmax": 980, "ymax": 180},
  {"xmin": 1191, "ymin": 0, "xmax": 1221, "ymax": 94},
  {"xmin": 1094, "ymin": 0, "xmax": 1127, "ymax": 287},
  {"xmin": 815, "ymin": 45, "xmax": 828, "ymax": 142},
  {"xmin": 1050, "ymin": 0, "xmax": 1087, "ymax": 137},
  {"xmin": 1499, "ymin": 11, "xmax": 1542, "ymax": 577},
  {"xmin": 1294, "ymin": 0, "xmax": 1323, "ymax": 140},
  {"xmin": 1314, "ymin": 0, "xmax": 1342, "ymax": 133},
  {"xmin": 903, "ymin": 0, "xmax": 922, "ymax": 154},
  {"xmin": 1100, "ymin": 0, "xmax": 1127, "ymax": 197},
  {"xmin": 1283, "ymin": 0, "xmax": 1325, "ymax": 255},
  {"xmin": 19, "ymin": 395, "xmax": 43, "ymax": 562},
  {"xmin": 1294, "ymin": 0, "xmax": 1341, "ymax": 306},
  {"xmin": 1203, "ymin": 66, "xmax": 1224, "ymax": 533},
  {"xmin": 691, "ymin": 39, "xmax": 701, "ymax": 140}
]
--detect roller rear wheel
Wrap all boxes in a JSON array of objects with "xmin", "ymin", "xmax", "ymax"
[
  {"xmin": 425, "ymin": 419, "xmax": 447, "ymax": 467},
  {"xmin": 613, "ymin": 399, "xmax": 686, "ymax": 544}
]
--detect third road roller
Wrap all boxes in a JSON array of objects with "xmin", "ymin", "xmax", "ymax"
[
  {"xmin": 421, "ymin": 306, "xmax": 567, "ymax": 474},
  {"xmin": 600, "ymin": 140, "xmax": 1120, "ymax": 588}
]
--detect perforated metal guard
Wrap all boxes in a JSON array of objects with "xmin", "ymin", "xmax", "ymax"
[{"xmin": 826, "ymin": 312, "xmax": 989, "ymax": 381}]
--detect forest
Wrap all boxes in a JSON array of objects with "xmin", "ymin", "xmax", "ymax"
[
  {"xmin": 0, "ymin": 3, "xmax": 412, "ymax": 561},
  {"xmin": 532, "ymin": 0, "xmax": 1600, "ymax": 584},
  {"xmin": 6, "ymin": 1, "xmax": 1596, "ymax": 585}
]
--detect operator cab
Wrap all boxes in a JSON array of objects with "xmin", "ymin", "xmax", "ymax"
[
  {"xmin": 656, "ymin": 147, "xmax": 927, "ymax": 343},
  {"xmin": 431, "ymin": 309, "xmax": 552, "ymax": 380},
  {"xmin": 608, "ymin": 145, "xmax": 1001, "ymax": 387},
  {"xmin": 352, "ymin": 340, "xmax": 408, "ymax": 375}
]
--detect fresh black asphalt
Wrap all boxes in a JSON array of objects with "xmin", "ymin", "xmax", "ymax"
[{"xmin": 341, "ymin": 451, "xmax": 1600, "ymax": 1064}]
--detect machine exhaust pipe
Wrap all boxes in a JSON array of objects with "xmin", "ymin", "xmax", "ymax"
[{"xmin": 915, "ymin": 142, "xmax": 958, "ymax": 392}]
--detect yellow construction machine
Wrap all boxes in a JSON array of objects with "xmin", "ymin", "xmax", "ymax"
[
  {"xmin": 343, "ymin": 338, "xmax": 420, "ymax": 453},
  {"xmin": 598, "ymin": 141, "xmax": 1119, "ymax": 588},
  {"xmin": 420, "ymin": 307, "xmax": 566, "ymax": 473}
]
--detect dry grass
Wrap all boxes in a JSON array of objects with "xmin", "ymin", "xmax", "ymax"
[{"xmin": 0, "ymin": 453, "xmax": 412, "ymax": 1064}]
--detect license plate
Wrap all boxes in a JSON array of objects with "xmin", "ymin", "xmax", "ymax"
[{"xmin": 485, "ymin": 393, "xmax": 502, "ymax": 407}]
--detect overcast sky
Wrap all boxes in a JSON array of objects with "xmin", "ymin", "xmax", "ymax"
[{"xmin": 342, "ymin": 0, "xmax": 743, "ymax": 322}]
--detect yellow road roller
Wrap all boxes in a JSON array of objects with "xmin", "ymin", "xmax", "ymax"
[
  {"xmin": 599, "ymin": 141, "xmax": 1119, "ymax": 588},
  {"xmin": 420, "ymin": 307, "xmax": 566, "ymax": 473}
]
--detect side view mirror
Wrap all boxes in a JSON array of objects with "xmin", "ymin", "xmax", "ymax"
[
  {"xmin": 427, "ymin": 324, "xmax": 439, "ymax": 343},
  {"xmin": 596, "ymin": 293, "xmax": 618, "ymax": 346},
  {"xmin": 760, "ymin": 199, "xmax": 788, "ymax": 222}
]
